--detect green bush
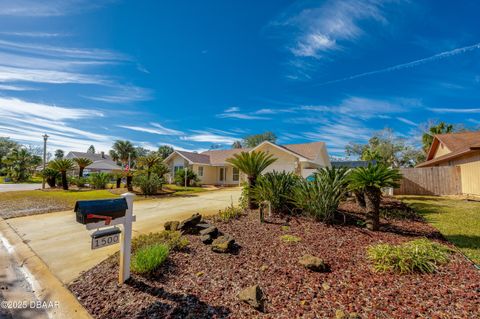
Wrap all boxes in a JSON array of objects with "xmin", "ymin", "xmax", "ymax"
[
  {"xmin": 131, "ymin": 243, "xmax": 170, "ymax": 274},
  {"xmin": 70, "ymin": 176, "xmax": 87, "ymax": 188},
  {"xmin": 279, "ymin": 234, "xmax": 301, "ymax": 243},
  {"xmin": 131, "ymin": 230, "xmax": 189, "ymax": 253},
  {"xmin": 252, "ymin": 171, "xmax": 299, "ymax": 215},
  {"xmin": 367, "ymin": 239, "xmax": 451, "ymax": 274},
  {"xmin": 88, "ymin": 172, "xmax": 111, "ymax": 189},
  {"xmin": 216, "ymin": 203, "xmax": 244, "ymax": 222},
  {"xmin": 133, "ymin": 174, "xmax": 163, "ymax": 195},
  {"xmin": 292, "ymin": 167, "xmax": 349, "ymax": 223},
  {"xmin": 173, "ymin": 168, "xmax": 199, "ymax": 187},
  {"xmin": 40, "ymin": 168, "xmax": 59, "ymax": 188}
]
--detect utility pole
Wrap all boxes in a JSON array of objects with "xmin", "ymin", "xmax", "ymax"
[
  {"xmin": 128, "ymin": 153, "xmax": 131, "ymax": 170},
  {"xmin": 42, "ymin": 134, "xmax": 49, "ymax": 190},
  {"xmin": 184, "ymin": 167, "xmax": 187, "ymax": 188}
]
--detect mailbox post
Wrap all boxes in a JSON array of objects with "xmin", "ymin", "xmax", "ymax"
[{"xmin": 119, "ymin": 192, "xmax": 134, "ymax": 284}]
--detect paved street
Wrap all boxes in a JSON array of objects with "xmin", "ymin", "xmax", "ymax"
[
  {"xmin": 0, "ymin": 184, "xmax": 43, "ymax": 193},
  {"xmin": 5, "ymin": 188, "xmax": 241, "ymax": 284}
]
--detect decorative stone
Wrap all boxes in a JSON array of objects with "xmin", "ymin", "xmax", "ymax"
[
  {"xmin": 322, "ymin": 282, "xmax": 330, "ymax": 291},
  {"xmin": 164, "ymin": 221, "xmax": 179, "ymax": 231},
  {"xmin": 200, "ymin": 226, "xmax": 218, "ymax": 237},
  {"xmin": 196, "ymin": 222, "xmax": 211, "ymax": 230},
  {"xmin": 178, "ymin": 213, "xmax": 202, "ymax": 233},
  {"xmin": 238, "ymin": 285, "xmax": 263, "ymax": 310},
  {"xmin": 211, "ymin": 235, "xmax": 235, "ymax": 253},
  {"xmin": 298, "ymin": 254, "xmax": 328, "ymax": 272},
  {"xmin": 335, "ymin": 309, "xmax": 347, "ymax": 319},
  {"xmin": 201, "ymin": 234, "xmax": 213, "ymax": 244}
]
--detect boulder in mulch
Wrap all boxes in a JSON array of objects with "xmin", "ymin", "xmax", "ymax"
[
  {"xmin": 164, "ymin": 221, "xmax": 179, "ymax": 231},
  {"xmin": 238, "ymin": 285, "xmax": 264, "ymax": 310},
  {"xmin": 178, "ymin": 213, "xmax": 202, "ymax": 233},
  {"xmin": 200, "ymin": 226, "xmax": 218, "ymax": 237},
  {"xmin": 196, "ymin": 222, "xmax": 212, "ymax": 230},
  {"xmin": 201, "ymin": 234, "xmax": 213, "ymax": 244},
  {"xmin": 211, "ymin": 235, "xmax": 235, "ymax": 253},
  {"xmin": 298, "ymin": 254, "xmax": 328, "ymax": 272}
]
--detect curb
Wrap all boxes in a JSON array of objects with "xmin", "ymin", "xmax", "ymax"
[{"xmin": 0, "ymin": 218, "xmax": 92, "ymax": 319}]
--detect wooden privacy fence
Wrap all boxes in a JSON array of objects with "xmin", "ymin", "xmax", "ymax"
[{"xmin": 394, "ymin": 167, "xmax": 462, "ymax": 195}]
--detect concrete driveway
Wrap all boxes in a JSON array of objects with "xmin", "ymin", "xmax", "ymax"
[
  {"xmin": 5, "ymin": 188, "xmax": 241, "ymax": 284},
  {"xmin": 0, "ymin": 184, "xmax": 43, "ymax": 192}
]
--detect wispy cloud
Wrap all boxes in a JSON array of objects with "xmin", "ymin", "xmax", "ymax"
[
  {"xmin": 0, "ymin": 31, "xmax": 64, "ymax": 37},
  {"xmin": 85, "ymin": 86, "xmax": 153, "ymax": 103},
  {"xmin": 0, "ymin": 84, "xmax": 37, "ymax": 91},
  {"xmin": 253, "ymin": 108, "xmax": 296, "ymax": 115},
  {"xmin": 0, "ymin": 0, "xmax": 115, "ymax": 17},
  {"xmin": 180, "ymin": 131, "xmax": 239, "ymax": 144},
  {"xmin": 317, "ymin": 42, "xmax": 480, "ymax": 86},
  {"xmin": 427, "ymin": 107, "xmax": 480, "ymax": 114},
  {"xmin": 224, "ymin": 106, "xmax": 240, "ymax": 113},
  {"xmin": 397, "ymin": 117, "xmax": 417, "ymax": 126},
  {"xmin": 217, "ymin": 112, "xmax": 270, "ymax": 120},
  {"xmin": 118, "ymin": 123, "xmax": 183, "ymax": 136}
]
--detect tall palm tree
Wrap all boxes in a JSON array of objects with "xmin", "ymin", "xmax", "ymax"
[
  {"xmin": 226, "ymin": 151, "xmax": 277, "ymax": 209},
  {"xmin": 348, "ymin": 164, "xmax": 402, "ymax": 231},
  {"xmin": 49, "ymin": 159, "xmax": 74, "ymax": 190},
  {"xmin": 111, "ymin": 140, "xmax": 136, "ymax": 166},
  {"xmin": 136, "ymin": 153, "xmax": 162, "ymax": 178},
  {"xmin": 73, "ymin": 157, "xmax": 93, "ymax": 177}
]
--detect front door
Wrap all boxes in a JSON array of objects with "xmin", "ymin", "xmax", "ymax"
[{"xmin": 219, "ymin": 167, "xmax": 225, "ymax": 183}]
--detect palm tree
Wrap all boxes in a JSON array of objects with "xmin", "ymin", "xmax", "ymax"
[
  {"xmin": 49, "ymin": 159, "xmax": 74, "ymax": 190},
  {"xmin": 73, "ymin": 157, "xmax": 93, "ymax": 177},
  {"xmin": 226, "ymin": 151, "xmax": 277, "ymax": 209},
  {"xmin": 348, "ymin": 164, "xmax": 402, "ymax": 231},
  {"xmin": 3, "ymin": 148, "xmax": 35, "ymax": 182},
  {"xmin": 136, "ymin": 153, "xmax": 162, "ymax": 178},
  {"xmin": 111, "ymin": 140, "xmax": 136, "ymax": 166},
  {"xmin": 158, "ymin": 145, "xmax": 174, "ymax": 160}
]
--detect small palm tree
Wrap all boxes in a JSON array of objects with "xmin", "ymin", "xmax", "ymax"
[
  {"xmin": 73, "ymin": 157, "xmax": 93, "ymax": 177},
  {"xmin": 226, "ymin": 151, "xmax": 277, "ymax": 209},
  {"xmin": 49, "ymin": 159, "xmax": 75, "ymax": 190},
  {"xmin": 137, "ymin": 153, "xmax": 162, "ymax": 178},
  {"xmin": 348, "ymin": 164, "xmax": 402, "ymax": 231},
  {"xmin": 111, "ymin": 140, "xmax": 136, "ymax": 166}
]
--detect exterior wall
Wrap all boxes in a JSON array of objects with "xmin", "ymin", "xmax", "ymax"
[
  {"xmin": 433, "ymin": 143, "xmax": 451, "ymax": 159},
  {"xmin": 165, "ymin": 154, "xmax": 189, "ymax": 183},
  {"xmin": 254, "ymin": 143, "xmax": 298, "ymax": 174},
  {"xmin": 191, "ymin": 164, "xmax": 217, "ymax": 184}
]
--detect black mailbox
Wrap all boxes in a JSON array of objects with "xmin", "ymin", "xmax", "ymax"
[{"xmin": 75, "ymin": 198, "xmax": 128, "ymax": 225}]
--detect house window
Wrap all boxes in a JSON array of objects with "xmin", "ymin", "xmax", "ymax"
[
  {"xmin": 219, "ymin": 167, "xmax": 225, "ymax": 181},
  {"xmin": 233, "ymin": 167, "xmax": 239, "ymax": 181},
  {"xmin": 198, "ymin": 166, "xmax": 204, "ymax": 177},
  {"xmin": 174, "ymin": 165, "xmax": 184, "ymax": 174}
]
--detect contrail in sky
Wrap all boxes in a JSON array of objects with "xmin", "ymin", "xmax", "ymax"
[{"xmin": 316, "ymin": 42, "xmax": 480, "ymax": 86}]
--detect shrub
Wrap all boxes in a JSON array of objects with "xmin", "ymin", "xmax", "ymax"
[
  {"xmin": 133, "ymin": 174, "xmax": 163, "ymax": 195},
  {"xmin": 279, "ymin": 234, "xmax": 301, "ymax": 243},
  {"xmin": 131, "ymin": 243, "xmax": 170, "ymax": 274},
  {"xmin": 252, "ymin": 171, "xmax": 299, "ymax": 215},
  {"xmin": 367, "ymin": 239, "xmax": 451, "ymax": 274},
  {"xmin": 131, "ymin": 230, "xmax": 189, "ymax": 253},
  {"xmin": 291, "ymin": 167, "xmax": 349, "ymax": 223},
  {"xmin": 216, "ymin": 203, "xmax": 244, "ymax": 222},
  {"xmin": 88, "ymin": 172, "xmax": 111, "ymax": 189},
  {"xmin": 238, "ymin": 182, "xmax": 249, "ymax": 210},
  {"xmin": 70, "ymin": 176, "xmax": 87, "ymax": 188},
  {"xmin": 174, "ymin": 168, "xmax": 199, "ymax": 187},
  {"xmin": 40, "ymin": 168, "xmax": 59, "ymax": 188}
]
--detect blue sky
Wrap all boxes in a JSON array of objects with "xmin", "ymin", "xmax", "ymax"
[{"xmin": 0, "ymin": 0, "xmax": 479, "ymax": 156}]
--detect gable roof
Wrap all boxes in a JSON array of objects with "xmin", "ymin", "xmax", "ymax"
[
  {"xmin": 418, "ymin": 131, "xmax": 480, "ymax": 167},
  {"xmin": 164, "ymin": 141, "xmax": 327, "ymax": 166},
  {"xmin": 86, "ymin": 160, "xmax": 122, "ymax": 171},
  {"xmin": 66, "ymin": 151, "xmax": 111, "ymax": 162}
]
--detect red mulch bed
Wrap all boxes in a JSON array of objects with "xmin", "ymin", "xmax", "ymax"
[{"xmin": 69, "ymin": 198, "xmax": 480, "ymax": 318}]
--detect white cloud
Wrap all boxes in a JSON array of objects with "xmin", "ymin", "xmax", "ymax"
[
  {"xmin": 0, "ymin": 0, "xmax": 115, "ymax": 17},
  {"xmin": 217, "ymin": 113, "xmax": 270, "ymax": 120},
  {"xmin": 85, "ymin": 86, "xmax": 153, "ymax": 103},
  {"xmin": 181, "ymin": 131, "xmax": 238, "ymax": 144},
  {"xmin": 0, "ymin": 31, "xmax": 64, "ymax": 37},
  {"xmin": 118, "ymin": 123, "xmax": 183, "ymax": 136},
  {"xmin": 427, "ymin": 107, "xmax": 480, "ymax": 114},
  {"xmin": 224, "ymin": 106, "xmax": 240, "ymax": 113},
  {"xmin": 0, "ymin": 84, "xmax": 37, "ymax": 91},
  {"xmin": 397, "ymin": 117, "xmax": 417, "ymax": 126}
]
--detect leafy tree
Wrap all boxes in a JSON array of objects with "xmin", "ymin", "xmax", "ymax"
[
  {"xmin": 158, "ymin": 145, "xmax": 174, "ymax": 159},
  {"xmin": 345, "ymin": 128, "xmax": 424, "ymax": 167},
  {"xmin": 0, "ymin": 137, "xmax": 19, "ymax": 172},
  {"xmin": 174, "ymin": 168, "xmax": 199, "ymax": 187},
  {"xmin": 232, "ymin": 141, "xmax": 243, "ymax": 149},
  {"xmin": 135, "ymin": 146, "xmax": 150, "ymax": 158},
  {"xmin": 54, "ymin": 149, "xmax": 64, "ymax": 159},
  {"xmin": 2, "ymin": 148, "xmax": 37, "ymax": 182},
  {"xmin": 242, "ymin": 131, "xmax": 277, "ymax": 148},
  {"xmin": 111, "ymin": 140, "xmax": 136, "ymax": 166},
  {"xmin": 87, "ymin": 145, "xmax": 96, "ymax": 154},
  {"xmin": 348, "ymin": 164, "xmax": 402, "ymax": 231},
  {"xmin": 73, "ymin": 157, "xmax": 93, "ymax": 177},
  {"xmin": 48, "ymin": 159, "xmax": 74, "ymax": 190},
  {"xmin": 226, "ymin": 151, "xmax": 277, "ymax": 209},
  {"xmin": 421, "ymin": 121, "xmax": 455, "ymax": 153}
]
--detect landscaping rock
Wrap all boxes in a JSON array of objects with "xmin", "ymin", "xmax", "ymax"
[
  {"xmin": 201, "ymin": 234, "xmax": 213, "ymax": 244},
  {"xmin": 238, "ymin": 285, "xmax": 263, "ymax": 310},
  {"xmin": 196, "ymin": 222, "xmax": 211, "ymax": 230},
  {"xmin": 164, "ymin": 221, "xmax": 179, "ymax": 231},
  {"xmin": 178, "ymin": 213, "xmax": 202, "ymax": 233},
  {"xmin": 200, "ymin": 226, "xmax": 218, "ymax": 237},
  {"xmin": 298, "ymin": 254, "xmax": 328, "ymax": 272},
  {"xmin": 211, "ymin": 235, "xmax": 235, "ymax": 253}
]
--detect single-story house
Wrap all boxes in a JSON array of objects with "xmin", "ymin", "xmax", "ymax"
[
  {"xmin": 65, "ymin": 151, "xmax": 122, "ymax": 175},
  {"xmin": 164, "ymin": 141, "xmax": 330, "ymax": 185},
  {"xmin": 416, "ymin": 131, "xmax": 480, "ymax": 195},
  {"xmin": 331, "ymin": 160, "xmax": 376, "ymax": 168}
]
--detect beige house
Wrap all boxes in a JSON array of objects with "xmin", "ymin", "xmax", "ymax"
[
  {"xmin": 416, "ymin": 131, "xmax": 480, "ymax": 195},
  {"xmin": 164, "ymin": 141, "xmax": 331, "ymax": 185}
]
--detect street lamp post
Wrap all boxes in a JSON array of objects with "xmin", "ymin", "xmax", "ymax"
[{"xmin": 42, "ymin": 134, "xmax": 49, "ymax": 190}]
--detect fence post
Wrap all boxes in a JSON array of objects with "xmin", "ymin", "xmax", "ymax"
[{"xmin": 119, "ymin": 192, "xmax": 134, "ymax": 284}]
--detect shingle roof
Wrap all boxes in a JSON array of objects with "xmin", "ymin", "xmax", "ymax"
[
  {"xmin": 86, "ymin": 160, "xmax": 122, "ymax": 171},
  {"xmin": 418, "ymin": 131, "xmax": 480, "ymax": 167},
  {"xmin": 66, "ymin": 151, "xmax": 111, "ymax": 162},
  {"xmin": 280, "ymin": 142, "xmax": 326, "ymax": 161},
  {"xmin": 201, "ymin": 148, "xmax": 251, "ymax": 165},
  {"xmin": 176, "ymin": 151, "xmax": 211, "ymax": 164}
]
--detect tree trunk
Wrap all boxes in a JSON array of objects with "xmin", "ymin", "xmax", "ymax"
[
  {"xmin": 364, "ymin": 186, "xmax": 381, "ymax": 231},
  {"xmin": 127, "ymin": 175, "xmax": 133, "ymax": 191},
  {"xmin": 116, "ymin": 178, "xmax": 121, "ymax": 188},
  {"xmin": 79, "ymin": 167, "xmax": 84, "ymax": 178},
  {"xmin": 61, "ymin": 171, "xmax": 68, "ymax": 190},
  {"xmin": 247, "ymin": 176, "xmax": 258, "ymax": 210},
  {"xmin": 354, "ymin": 190, "xmax": 366, "ymax": 208}
]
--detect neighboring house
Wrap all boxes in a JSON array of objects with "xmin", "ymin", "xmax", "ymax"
[
  {"xmin": 416, "ymin": 131, "xmax": 480, "ymax": 195},
  {"xmin": 164, "ymin": 141, "xmax": 330, "ymax": 185},
  {"xmin": 331, "ymin": 160, "xmax": 376, "ymax": 168},
  {"xmin": 65, "ymin": 151, "xmax": 122, "ymax": 175}
]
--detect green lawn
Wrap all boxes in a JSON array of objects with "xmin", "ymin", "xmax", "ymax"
[
  {"xmin": 398, "ymin": 195, "xmax": 480, "ymax": 264},
  {"xmin": 0, "ymin": 175, "xmax": 43, "ymax": 184},
  {"xmin": 163, "ymin": 184, "xmax": 209, "ymax": 195}
]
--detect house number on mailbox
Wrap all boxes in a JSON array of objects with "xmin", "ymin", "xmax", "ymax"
[{"xmin": 91, "ymin": 227, "xmax": 121, "ymax": 250}]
